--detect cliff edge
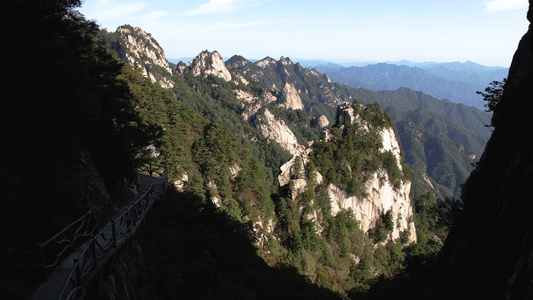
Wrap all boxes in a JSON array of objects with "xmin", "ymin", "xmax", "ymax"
[{"xmin": 431, "ymin": 3, "xmax": 533, "ymax": 299}]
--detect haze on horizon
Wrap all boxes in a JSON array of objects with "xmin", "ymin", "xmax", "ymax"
[{"xmin": 79, "ymin": 0, "xmax": 529, "ymax": 68}]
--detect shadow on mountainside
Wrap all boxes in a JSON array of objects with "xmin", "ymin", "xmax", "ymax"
[{"xmin": 139, "ymin": 186, "xmax": 341, "ymax": 300}]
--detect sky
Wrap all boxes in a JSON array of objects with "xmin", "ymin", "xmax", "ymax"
[{"xmin": 78, "ymin": 0, "xmax": 530, "ymax": 67}]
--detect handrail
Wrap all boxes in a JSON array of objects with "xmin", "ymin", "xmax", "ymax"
[
  {"xmin": 38, "ymin": 211, "xmax": 98, "ymax": 278},
  {"xmin": 32, "ymin": 166, "xmax": 167, "ymax": 300},
  {"xmin": 54, "ymin": 178, "xmax": 163, "ymax": 300}
]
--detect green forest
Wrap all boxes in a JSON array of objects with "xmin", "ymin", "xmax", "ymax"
[{"xmin": 1, "ymin": 1, "xmax": 467, "ymax": 299}]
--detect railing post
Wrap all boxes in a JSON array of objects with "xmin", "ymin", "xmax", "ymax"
[
  {"xmin": 111, "ymin": 219, "xmax": 116, "ymax": 246},
  {"xmin": 126, "ymin": 206, "xmax": 131, "ymax": 228},
  {"xmin": 91, "ymin": 237, "xmax": 97, "ymax": 269},
  {"xmin": 74, "ymin": 258, "xmax": 81, "ymax": 288},
  {"xmin": 38, "ymin": 243, "xmax": 48, "ymax": 279}
]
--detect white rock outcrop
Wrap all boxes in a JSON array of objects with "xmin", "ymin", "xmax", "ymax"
[
  {"xmin": 233, "ymin": 89, "xmax": 256, "ymax": 104},
  {"xmin": 380, "ymin": 126, "xmax": 403, "ymax": 169},
  {"xmin": 255, "ymin": 109, "xmax": 305, "ymax": 156},
  {"xmin": 286, "ymin": 102, "xmax": 417, "ymax": 244},
  {"xmin": 327, "ymin": 172, "xmax": 416, "ymax": 243},
  {"xmin": 279, "ymin": 82, "xmax": 304, "ymax": 110},
  {"xmin": 190, "ymin": 51, "xmax": 232, "ymax": 82},
  {"xmin": 115, "ymin": 26, "xmax": 174, "ymax": 89},
  {"xmin": 173, "ymin": 173, "xmax": 189, "ymax": 192},
  {"xmin": 256, "ymin": 57, "xmax": 277, "ymax": 68},
  {"xmin": 280, "ymin": 56, "xmax": 293, "ymax": 66},
  {"xmin": 235, "ymin": 89, "xmax": 277, "ymax": 120},
  {"xmin": 336, "ymin": 102, "xmax": 356, "ymax": 125},
  {"xmin": 327, "ymin": 102, "xmax": 416, "ymax": 243},
  {"xmin": 279, "ymin": 152, "xmax": 310, "ymax": 187},
  {"xmin": 315, "ymin": 115, "xmax": 330, "ymax": 131}
]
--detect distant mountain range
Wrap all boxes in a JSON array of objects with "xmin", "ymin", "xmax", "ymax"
[
  {"xmin": 298, "ymin": 60, "xmax": 508, "ymax": 110},
  {"xmin": 171, "ymin": 57, "xmax": 508, "ymax": 110}
]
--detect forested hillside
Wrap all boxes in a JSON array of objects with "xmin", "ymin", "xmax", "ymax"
[
  {"xmin": 96, "ymin": 29, "xmax": 422, "ymax": 292},
  {"xmin": 94, "ymin": 22, "xmax": 476, "ymax": 295},
  {"xmin": 228, "ymin": 56, "xmax": 491, "ymax": 200},
  {"xmin": 1, "ymin": 1, "xmax": 480, "ymax": 298}
]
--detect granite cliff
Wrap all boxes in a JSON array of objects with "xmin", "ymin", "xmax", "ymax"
[{"xmin": 99, "ymin": 25, "xmax": 175, "ymax": 89}]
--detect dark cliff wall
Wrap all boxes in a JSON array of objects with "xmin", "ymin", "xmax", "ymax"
[{"xmin": 431, "ymin": 2, "xmax": 533, "ymax": 299}]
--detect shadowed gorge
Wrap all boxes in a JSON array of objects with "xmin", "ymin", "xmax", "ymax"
[
  {"xmin": 428, "ymin": 2, "xmax": 533, "ymax": 299},
  {"xmin": 138, "ymin": 188, "xmax": 340, "ymax": 300}
]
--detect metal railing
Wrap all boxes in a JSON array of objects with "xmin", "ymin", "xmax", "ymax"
[
  {"xmin": 32, "ymin": 165, "xmax": 167, "ymax": 300},
  {"xmin": 56, "ymin": 182, "xmax": 160, "ymax": 300},
  {"xmin": 38, "ymin": 211, "xmax": 98, "ymax": 278}
]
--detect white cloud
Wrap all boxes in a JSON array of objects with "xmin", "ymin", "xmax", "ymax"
[
  {"xmin": 183, "ymin": 0, "xmax": 240, "ymax": 15},
  {"xmin": 484, "ymin": 0, "xmax": 528, "ymax": 13}
]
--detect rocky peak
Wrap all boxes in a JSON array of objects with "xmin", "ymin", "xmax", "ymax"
[
  {"xmin": 255, "ymin": 57, "xmax": 277, "ymax": 68},
  {"xmin": 280, "ymin": 56, "xmax": 293, "ymax": 66},
  {"xmin": 281, "ymin": 102, "xmax": 416, "ymax": 244},
  {"xmin": 114, "ymin": 25, "xmax": 174, "ymax": 89},
  {"xmin": 279, "ymin": 82, "xmax": 304, "ymax": 110},
  {"xmin": 176, "ymin": 61, "xmax": 188, "ymax": 74},
  {"xmin": 336, "ymin": 102, "xmax": 402, "ymax": 168},
  {"xmin": 336, "ymin": 102, "xmax": 356, "ymax": 125},
  {"xmin": 189, "ymin": 50, "xmax": 232, "ymax": 82},
  {"xmin": 225, "ymin": 55, "xmax": 251, "ymax": 69},
  {"xmin": 327, "ymin": 102, "xmax": 415, "ymax": 243}
]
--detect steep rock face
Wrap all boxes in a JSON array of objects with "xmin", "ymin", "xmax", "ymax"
[
  {"xmin": 254, "ymin": 109, "xmax": 305, "ymax": 156},
  {"xmin": 279, "ymin": 82, "xmax": 304, "ymax": 110},
  {"xmin": 278, "ymin": 150, "xmax": 313, "ymax": 187},
  {"xmin": 327, "ymin": 173, "xmax": 415, "ymax": 243},
  {"xmin": 336, "ymin": 102, "xmax": 356, "ymax": 126},
  {"xmin": 189, "ymin": 50, "xmax": 232, "ymax": 82},
  {"xmin": 234, "ymin": 88, "xmax": 277, "ymax": 120},
  {"xmin": 283, "ymin": 102, "xmax": 416, "ymax": 244},
  {"xmin": 113, "ymin": 26, "xmax": 175, "ymax": 89},
  {"xmin": 315, "ymin": 115, "xmax": 330, "ymax": 131},
  {"xmin": 326, "ymin": 103, "xmax": 416, "ymax": 243},
  {"xmin": 432, "ymin": 5, "xmax": 533, "ymax": 299},
  {"xmin": 94, "ymin": 241, "xmax": 149, "ymax": 299}
]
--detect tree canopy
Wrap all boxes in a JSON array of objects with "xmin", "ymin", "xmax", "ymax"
[
  {"xmin": 476, "ymin": 78, "xmax": 506, "ymax": 113},
  {"xmin": 1, "ymin": 0, "xmax": 159, "ymax": 243}
]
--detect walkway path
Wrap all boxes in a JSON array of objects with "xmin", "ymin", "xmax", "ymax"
[{"xmin": 31, "ymin": 168, "xmax": 166, "ymax": 300}]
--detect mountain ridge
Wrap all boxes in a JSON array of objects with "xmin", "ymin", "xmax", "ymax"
[
  {"xmin": 310, "ymin": 62, "xmax": 507, "ymax": 109},
  {"xmin": 96, "ymin": 24, "xmax": 491, "ymax": 293}
]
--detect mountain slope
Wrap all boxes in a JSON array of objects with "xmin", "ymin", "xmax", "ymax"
[
  {"xmin": 98, "ymin": 24, "xmax": 494, "ymax": 294},
  {"xmin": 100, "ymin": 27, "xmax": 424, "ymax": 291},
  {"xmin": 228, "ymin": 56, "xmax": 490, "ymax": 199}
]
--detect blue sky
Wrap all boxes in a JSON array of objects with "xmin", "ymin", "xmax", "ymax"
[{"xmin": 78, "ymin": 0, "xmax": 529, "ymax": 67}]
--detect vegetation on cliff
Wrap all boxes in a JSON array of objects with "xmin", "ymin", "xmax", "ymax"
[
  {"xmin": 1, "ymin": 0, "xmax": 479, "ymax": 298},
  {"xmin": 311, "ymin": 102, "xmax": 404, "ymax": 196}
]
